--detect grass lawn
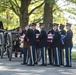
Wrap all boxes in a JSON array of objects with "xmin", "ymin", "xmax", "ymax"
[{"xmin": 72, "ymin": 51, "xmax": 76, "ymax": 60}]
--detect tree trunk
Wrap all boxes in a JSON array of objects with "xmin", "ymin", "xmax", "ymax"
[
  {"xmin": 20, "ymin": 0, "xmax": 30, "ymax": 29},
  {"xmin": 43, "ymin": 2, "xmax": 53, "ymax": 30}
]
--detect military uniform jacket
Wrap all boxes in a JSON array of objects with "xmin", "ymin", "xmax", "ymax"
[
  {"xmin": 48, "ymin": 29, "xmax": 54, "ymax": 48},
  {"xmin": 38, "ymin": 28, "xmax": 48, "ymax": 48},
  {"xmin": 53, "ymin": 29, "xmax": 61, "ymax": 47},
  {"xmin": 26, "ymin": 29, "xmax": 35, "ymax": 46},
  {"xmin": 64, "ymin": 29, "xmax": 73, "ymax": 47},
  {"xmin": 33, "ymin": 29, "xmax": 40, "ymax": 41},
  {"xmin": 60, "ymin": 29, "xmax": 66, "ymax": 35},
  {"xmin": 33, "ymin": 29, "xmax": 40, "ymax": 34},
  {"xmin": 48, "ymin": 29, "xmax": 54, "ymax": 34},
  {"xmin": 60, "ymin": 29, "xmax": 66, "ymax": 47},
  {"xmin": 33, "ymin": 29, "xmax": 40, "ymax": 48}
]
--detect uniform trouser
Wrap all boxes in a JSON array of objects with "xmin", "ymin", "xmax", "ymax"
[
  {"xmin": 54, "ymin": 47, "xmax": 60, "ymax": 65},
  {"xmin": 23, "ymin": 48, "xmax": 28, "ymax": 64},
  {"xmin": 35, "ymin": 48, "xmax": 38, "ymax": 64},
  {"xmin": 48, "ymin": 48, "xmax": 54, "ymax": 65},
  {"xmin": 40, "ymin": 47, "xmax": 46, "ymax": 64},
  {"xmin": 60, "ymin": 48, "xmax": 64, "ymax": 65},
  {"xmin": 65, "ymin": 47, "xmax": 72, "ymax": 66},
  {"xmin": 29, "ymin": 45, "xmax": 35, "ymax": 65}
]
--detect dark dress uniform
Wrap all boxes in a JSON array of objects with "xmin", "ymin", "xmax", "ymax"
[
  {"xmin": 60, "ymin": 27, "xmax": 66, "ymax": 65},
  {"xmin": 33, "ymin": 29, "xmax": 40, "ymax": 64},
  {"xmin": 38, "ymin": 28, "xmax": 48, "ymax": 65},
  {"xmin": 48, "ymin": 29, "xmax": 54, "ymax": 65},
  {"xmin": 26, "ymin": 29, "xmax": 35, "ymax": 65},
  {"xmin": 64, "ymin": 29, "xmax": 73, "ymax": 67},
  {"xmin": 53, "ymin": 29, "xmax": 61, "ymax": 66},
  {"xmin": 33, "ymin": 29, "xmax": 40, "ymax": 48}
]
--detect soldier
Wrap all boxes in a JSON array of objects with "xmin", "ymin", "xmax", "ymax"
[
  {"xmin": 53, "ymin": 23, "xmax": 61, "ymax": 66},
  {"xmin": 25, "ymin": 25, "xmax": 35, "ymax": 66},
  {"xmin": 48, "ymin": 23, "xmax": 54, "ymax": 65},
  {"xmin": 31, "ymin": 23, "xmax": 39, "ymax": 34},
  {"xmin": 31, "ymin": 23, "xmax": 40, "ymax": 64},
  {"xmin": 64, "ymin": 23, "xmax": 73, "ymax": 67},
  {"xmin": 38, "ymin": 23, "xmax": 48, "ymax": 66},
  {"xmin": 59, "ymin": 24, "xmax": 66, "ymax": 65}
]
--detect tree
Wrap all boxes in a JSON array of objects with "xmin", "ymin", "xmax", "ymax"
[
  {"xmin": 9, "ymin": 0, "xmax": 44, "ymax": 29},
  {"xmin": 0, "ymin": 0, "xmax": 44, "ymax": 29},
  {"xmin": 0, "ymin": 0, "xmax": 9, "ymax": 13},
  {"xmin": 43, "ymin": 0, "xmax": 70, "ymax": 30},
  {"xmin": 29, "ymin": 0, "xmax": 44, "ymax": 23},
  {"xmin": 65, "ymin": 0, "xmax": 76, "ymax": 17},
  {"xmin": 43, "ymin": 0, "xmax": 55, "ymax": 30},
  {"xmin": 1, "ymin": 0, "xmax": 74, "ymax": 30},
  {"xmin": 8, "ymin": 0, "xmax": 31, "ymax": 29}
]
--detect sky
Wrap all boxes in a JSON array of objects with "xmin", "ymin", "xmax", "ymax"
[{"xmin": 57, "ymin": 0, "xmax": 76, "ymax": 24}]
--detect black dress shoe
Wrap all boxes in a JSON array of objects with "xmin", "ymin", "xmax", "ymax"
[
  {"xmin": 68, "ymin": 65, "xmax": 72, "ymax": 67},
  {"xmin": 35, "ymin": 62, "xmax": 38, "ymax": 65},
  {"xmin": 64, "ymin": 65, "xmax": 72, "ymax": 67},
  {"xmin": 39, "ymin": 64, "xmax": 47, "ymax": 66},
  {"xmin": 55, "ymin": 65, "xmax": 60, "ymax": 67},
  {"xmin": 20, "ymin": 55, "xmax": 22, "ymax": 58},
  {"xmin": 48, "ymin": 63, "xmax": 51, "ymax": 65},
  {"xmin": 60, "ymin": 63, "xmax": 64, "ymax": 65},
  {"xmin": 51, "ymin": 63, "xmax": 54, "ymax": 65},
  {"xmin": 53, "ymin": 64, "xmax": 60, "ymax": 67},
  {"xmin": 21, "ymin": 63, "xmax": 27, "ymax": 65},
  {"xmin": 48, "ymin": 63, "xmax": 53, "ymax": 65}
]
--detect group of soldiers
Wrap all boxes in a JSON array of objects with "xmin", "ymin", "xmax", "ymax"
[{"xmin": 18, "ymin": 22, "xmax": 73, "ymax": 67}]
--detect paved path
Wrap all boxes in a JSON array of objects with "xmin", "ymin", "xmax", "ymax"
[{"xmin": 0, "ymin": 57, "xmax": 76, "ymax": 75}]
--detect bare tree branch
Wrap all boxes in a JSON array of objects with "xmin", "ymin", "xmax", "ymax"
[
  {"xmin": 29, "ymin": 2, "xmax": 44, "ymax": 15},
  {"xmin": 52, "ymin": 6, "xmax": 62, "ymax": 12},
  {"xmin": 14, "ymin": 0, "xmax": 20, "ymax": 8},
  {"xmin": 35, "ymin": 18, "xmax": 43, "ymax": 23},
  {"xmin": 33, "ymin": 15, "xmax": 43, "ymax": 23},
  {"xmin": 52, "ymin": 2, "xmax": 70, "ymax": 12},
  {"xmin": 9, "ymin": 0, "xmax": 20, "ymax": 16}
]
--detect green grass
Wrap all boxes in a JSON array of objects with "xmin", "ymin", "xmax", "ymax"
[{"xmin": 72, "ymin": 52, "xmax": 76, "ymax": 60}]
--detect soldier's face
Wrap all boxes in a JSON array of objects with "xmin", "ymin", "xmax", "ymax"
[
  {"xmin": 25, "ymin": 26, "xmax": 29, "ymax": 31},
  {"xmin": 66, "ymin": 26, "xmax": 70, "ymax": 30},
  {"xmin": 40, "ymin": 25, "xmax": 44, "ymax": 29},
  {"xmin": 32, "ymin": 26, "xmax": 36, "ymax": 29},
  {"xmin": 53, "ymin": 26, "xmax": 58, "ymax": 30}
]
